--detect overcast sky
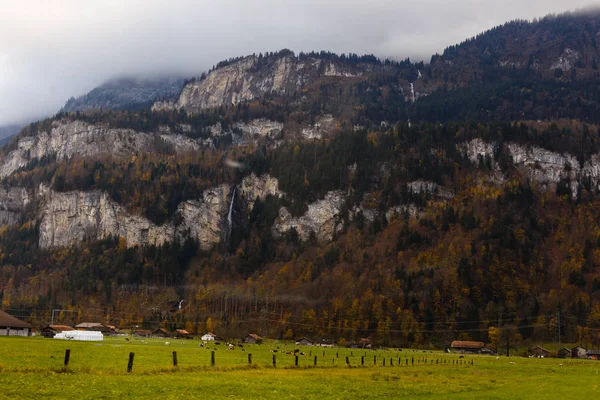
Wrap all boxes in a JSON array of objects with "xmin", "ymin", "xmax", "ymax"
[{"xmin": 0, "ymin": 0, "xmax": 598, "ymax": 126}]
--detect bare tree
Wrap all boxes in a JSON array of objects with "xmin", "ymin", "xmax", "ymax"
[{"xmin": 499, "ymin": 325, "xmax": 522, "ymax": 356}]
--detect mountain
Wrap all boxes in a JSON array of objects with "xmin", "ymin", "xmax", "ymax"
[
  {"xmin": 2, "ymin": 10, "xmax": 600, "ymax": 348},
  {"xmin": 60, "ymin": 76, "xmax": 185, "ymax": 113},
  {"xmin": 0, "ymin": 124, "xmax": 22, "ymax": 146}
]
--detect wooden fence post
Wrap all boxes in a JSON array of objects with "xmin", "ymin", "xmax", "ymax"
[
  {"xmin": 295, "ymin": 355, "xmax": 299, "ymax": 366},
  {"xmin": 273, "ymin": 354, "xmax": 276, "ymax": 368},
  {"xmin": 172, "ymin": 351, "xmax": 178, "ymax": 367},
  {"xmin": 361, "ymin": 356, "xmax": 364, "ymax": 366},
  {"xmin": 127, "ymin": 352, "xmax": 135, "ymax": 373},
  {"xmin": 64, "ymin": 349, "xmax": 71, "ymax": 366},
  {"xmin": 383, "ymin": 358, "xmax": 386, "ymax": 366},
  {"xmin": 248, "ymin": 353, "xmax": 252, "ymax": 364},
  {"xmin": 314, "ymin": 355, "xmax": 317, "ymax": 366},
  {"xmin": 211, "ymin": 351, "xmax": 215, "ymax": 366},
  {"xmin": 346, "ymin": 356, "xmax": 350, "ymax": 366}
]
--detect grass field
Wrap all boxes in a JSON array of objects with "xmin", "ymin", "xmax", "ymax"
[{"xmin": 0, "ymin": 336, "xmax": 598, "ymax": 399}]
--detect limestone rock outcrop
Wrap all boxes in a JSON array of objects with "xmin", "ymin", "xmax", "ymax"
[
  {"xmin": 0, "ymin": 120, "xmax": 200, "ymax": 178},
  {"xmin": 273, "ymin": 191, "xmax": 345, "ymax": 242}
]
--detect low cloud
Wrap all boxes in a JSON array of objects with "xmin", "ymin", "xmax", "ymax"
[{"xmin": 0, "ymin": 0, "xmax": 597, "ymax": 125}]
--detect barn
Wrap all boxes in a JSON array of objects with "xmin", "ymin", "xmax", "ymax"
[
  {"xmin": 0, "ymin": 310, "xmax": 31, "ymax": 336},
  {"xmin": 243, "ymin": 333, "xmax": 262, "ymax": 344},
  {"xmin": 295, "ymin": 337, "xmax": 314, "ymax": 346},
  {"xmin": 530, "ymin": 346, "xmax": 551, "ymax": 358},
  {"xmin": 450, "ymin": 341, "xmax": 485, "ymax": 354},
  {"xmin": 152, "ymin": 328, "xmax": 170, "ymax": 338},
  {"xmin": 572, "ymin": 346, "xmax": 587, "ymax": 358},
  {"xmin": 40, "ymin": 325, "xmax": 75, "ymax": 338}
]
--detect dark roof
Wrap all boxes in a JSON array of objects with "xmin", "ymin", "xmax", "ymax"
[
  {"xmin": 152, "ymin": 328, "xmax": 169, "ymax": 334},
  {"xmin": 133, "ymin": 329, "xmax": 152, "ymax": 335},
  {"xmin": 42, "ymin": 325, "xmax": 74, "ymax": 332},
  {"xmin": 295, "ymin": 337, "xmax": 314, "ymax": 342},
  {"xmin": 75, "ymin": 322, "xmax": 104, "ymax": 328},
  {"xmin": 451, "ymin": 341, "xmax": 484, "ymax": 349},
  {"xmin": 176, "ymin": 329, "xmax": 190, "ymax": 335},
  {"xmin": 0, "ymin": 310, "xmax": 31, "ymax": 328}
]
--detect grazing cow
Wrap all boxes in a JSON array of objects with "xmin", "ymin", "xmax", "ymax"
[{"xmin": 165, "ymin": 342, "xmax": 170, "ymax": 346}]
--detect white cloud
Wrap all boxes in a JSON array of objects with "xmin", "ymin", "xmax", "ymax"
[{"xmin": 0, "ymin": 0, "xmax": 597, "ymax": 125}]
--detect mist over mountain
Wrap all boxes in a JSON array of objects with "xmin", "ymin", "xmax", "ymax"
[{"xmin": 60, "ymin": 76, "xmax": 185, "ymax": 113}]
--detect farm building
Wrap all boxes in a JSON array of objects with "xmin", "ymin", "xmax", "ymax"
[
  {"xmin": 557, "ymin": 348, "xmax": 572, "ymax": 358},
  {"xmin": 530, "ymin": 347, "xmax": 551, "ymax": 358},
  {"xmin": 0, "ymin": 310, "xmax": 31, "ymax": 336},
  {"xmin": 572, "ymin": 346, "xmax": 587, "ymax": 358},
  {"xmin": 450, "ymin": 341, "xmax": 485, "ymax": 354},
  {"xmin": 175, "ymin": 329, "xmax": 192, "ymax": 339},
  {"xmin": 201, "ymin": 332, "xmax": 217, "ymax": 341},
  {"xmin": 40, "ymin": 325, "xmax": 75, "ymax": 338},
  {"xmin": 480, "ymin": 347, "xmax": 495, "ymax": 355},
  {"xmin": 132, "ymin": 329, "xmax": 152, "ymax": 337},
  {"xmin": 152, "ymin": 328, "xmax": 170, "ymax": 338},
  {"xmin": 587, "ymin": 349, "xmax": 600, "ymax": 360},
  {"xmin": 243, "ymin": 334, "xmax": 262, "ymax": 344},
  {"xmin": 295, "ymin": 337, "xmax": 314, "ymax": 346},
  {"xmin": 75, "ymin": 322, "xmax": 110, "ymax": 333}
]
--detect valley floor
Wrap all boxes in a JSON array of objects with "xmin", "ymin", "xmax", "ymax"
[{"xmin": 0, "ymin": 337, "xmax": 597, "ymax": 399}]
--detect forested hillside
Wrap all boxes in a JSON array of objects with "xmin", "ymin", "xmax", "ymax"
[{"xmin": 2, "ymin": 9, "xmax": 600, "ymax": 350}]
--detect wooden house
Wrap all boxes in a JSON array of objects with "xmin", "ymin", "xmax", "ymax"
[
  {"xmin": 243, "ymin": 333, "xmax": 262, "ymax": 344},
  {"xmin": 151, "ymin": 328, "xmax": 170, "ymax": 338},
  {"xmin": 0, "ymin": 310, "xmax": 31, "ymax": 336},
  {"xmin": 450, "ymin": 341, "xmax": 485, "ymax": 354},
  {"xmin": 132, "ymin": 329, "xmax": 152, "ymax": 338},
  {"xmin": 572, "ymin": 346, "xmax": 587, "ymax": 358},
  {"xmin": 557, "ymin": 347, "xmax": 571, "ymax": 358},
  {"xmin": 530, "ymin": 346, "xmax": 551, "ymax": 358},
  {"xmin": 175, "ymin": 329, "xmax": 191, "ymax": 339},
  {"xmin": 75, "ymin": 322, "xmax": 110, "ymax": 333},
  {"xmin": 40, "ymin": 325, "xmax": 75, "ymax": 338},
  {"xmin": 201, "ymin": 332, "xmax": 217, "ymax": 341},
  {"xmin": 295, "ymin": 337, "xmax": 314, "ymax": 346}
]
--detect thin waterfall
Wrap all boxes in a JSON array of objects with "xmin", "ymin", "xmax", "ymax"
[{"xmin": 225, "ymin": 186, "xmax": 236, "ymax": 246}]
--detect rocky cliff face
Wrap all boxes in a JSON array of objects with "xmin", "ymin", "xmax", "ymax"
[
  {"xmin": 153, "ymin": 54, "xmax": 370, "ymax": 114},
  {"xmin": 238, "ymin": 173, "xmax": 282, "ymax": 211},
  {"xmin": 273, "ymin": 191, "xmax": 345, "ymax": 242},
  {"xmin": 0, "ymin": 186, "xmax": 30, "ymax": 226},
  {"xmin": 206, "ymin": 119, "xmax": 284, "ymax": 147},
  {"xmin": 0, "ymin": 120, "xmax": 200, "ymax": 178},
  {"xmin": 38, "ymin": 185, "xmax": 235, "ymax": 251},
  {"xmin": 38, "ymin": 190, "xmax": 173, "ymax": 249},
  {"xmin": 506, "ymin": 143, "xmax": 580, "ymax": 198},
  {"xmin": 37, "ymin": 174, "xmax": 285, "ymax": 251}
]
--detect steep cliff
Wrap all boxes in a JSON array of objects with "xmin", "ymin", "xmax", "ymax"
[
  {"xmin": 37, "ymin": 175, "xmax": 285, "ymax": 251},
  {"xmin": 273, "ymin": 191, "xmax": 345, "ymax": 242},
  {"xmin": 0, "ymin": 186, "xmax": 30, "ymax": 226},
  {"xmin": 0, "ymin": 120, "xmax": 200, "ymax": 178},
  {"xmin": 238, "ymin": 173, "xmax": 282, "ymax": 211},
  {"xmin": 152, "ymin": 53, "xmax": 373, "ymax": 114}
]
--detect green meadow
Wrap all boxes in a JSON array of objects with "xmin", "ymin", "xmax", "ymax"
[{"xmin": 0, "ymin": 336, "xmax": 598, "ymax": 399}]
